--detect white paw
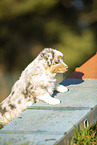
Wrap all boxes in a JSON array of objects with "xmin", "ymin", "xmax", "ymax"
[
  {"xmin": 37, "ymin": 93, "xmax": 60, "ymax": 105},
  {"xmin": 56, "ymin": 85, "xmax": 68, "ymax": 93},
  {"xmin": 48, "ymin": 98, "xmax": 60, "ymax": 105}
]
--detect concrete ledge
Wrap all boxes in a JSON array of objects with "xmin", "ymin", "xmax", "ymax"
[{"xmin": 0, "ymin": 79, "xmax": 97, "ymax": 145}]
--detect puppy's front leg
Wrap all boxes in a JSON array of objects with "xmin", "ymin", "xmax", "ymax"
[
  {"xmin": 37, "ymin": 92, "xmax": 60, "ymax": 105},
  {"xmin": 55, "ymin": 82, "xmax": 68, "ymax": 93}
]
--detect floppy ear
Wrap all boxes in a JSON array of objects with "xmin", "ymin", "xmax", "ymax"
[
  {"xmin": 47, "ymin": 58, "xmax": 52, "ymax": 66},
  {"xmin": 40, "ymin": 48, "xmax": 54, "ymax": 66},
  {"xmin": 40, "ymin": 52, "xmax": 52, "ymax": 66}
]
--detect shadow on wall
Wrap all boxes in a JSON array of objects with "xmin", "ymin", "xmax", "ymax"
[{"xmin": 61, "ymin": 72, "xmax": 84, "ymax": 86}]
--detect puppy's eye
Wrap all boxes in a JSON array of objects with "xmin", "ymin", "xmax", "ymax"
[{"xmin": 55, "ymin": 59, "xmax": 60, "ymax": 64}]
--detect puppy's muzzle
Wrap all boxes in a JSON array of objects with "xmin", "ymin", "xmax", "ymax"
[{"xmin": 62, "ymin": 62, "xmax": 68, "ymax": 72}]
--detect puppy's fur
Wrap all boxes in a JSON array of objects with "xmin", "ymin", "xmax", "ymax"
[{"xmin": 0, "ymin": 48, "xmax": 68, "ymax": 127}]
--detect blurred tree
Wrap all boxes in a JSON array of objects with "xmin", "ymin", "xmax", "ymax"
[
  {"xmin": 0, "ymin": 0, "xmax": 96, "ymax": 73},
  {"xmin": 0, "ymin": 0, "xmax": 58, "ymax": 20}
]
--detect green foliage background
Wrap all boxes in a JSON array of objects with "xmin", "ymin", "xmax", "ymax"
[{"xmin": 0, "ymin": 0, "xmax": 96, "ymax": 101}]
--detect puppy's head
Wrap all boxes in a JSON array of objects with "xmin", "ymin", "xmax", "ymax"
[{"xmin": 40, "ymin": 48, "xmax": 68, "ymax": 74}]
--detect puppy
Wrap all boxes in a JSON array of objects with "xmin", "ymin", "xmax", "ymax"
[{"xmin": 0, "ymin": 48, "xmax": 68, "ymax": 128}]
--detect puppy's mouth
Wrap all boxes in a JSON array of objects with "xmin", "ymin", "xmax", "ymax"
[{"xmin": 58, "ymin": 62, "xmax": 68, "ymax": 73}]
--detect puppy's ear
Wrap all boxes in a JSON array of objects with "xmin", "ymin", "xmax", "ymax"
[
  {"xmin": 40, "ymin": 48, "xmax": 54, "ymax": 66},
  {"xmin": 40, "ymin": 52, "xmax": 51, "ymax": 66}
]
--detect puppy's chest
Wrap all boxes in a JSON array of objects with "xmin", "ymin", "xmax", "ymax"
[{"xmin": 45, "ymin": 79, "xmax": 56, "ymax": 95}]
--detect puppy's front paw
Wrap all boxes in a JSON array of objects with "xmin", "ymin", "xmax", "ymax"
[
  {"xmin": 37, "ymin": 93, "xmax": 61, "ymax": 105},
  {"xmin": 48, "ymin": 98, "xmax": 60, "ymax": 105},
  {"xmin": 56, "ymin": 85, "xmax": 68, "ymax": 93}
]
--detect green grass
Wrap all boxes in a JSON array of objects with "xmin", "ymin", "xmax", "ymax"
[{"xmin": 71, "ymin": 122, "xmax": 97, "ymax": 145}]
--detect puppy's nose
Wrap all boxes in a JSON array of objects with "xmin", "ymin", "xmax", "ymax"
[{"xmin": 66, "ymin": 65, "xmax": 68, "ymax": 71}]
